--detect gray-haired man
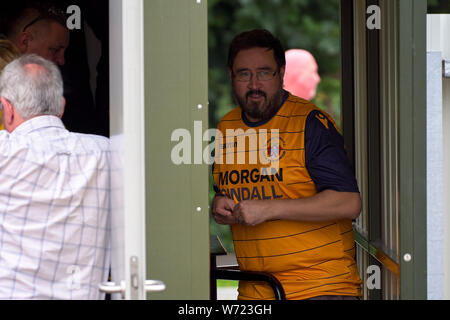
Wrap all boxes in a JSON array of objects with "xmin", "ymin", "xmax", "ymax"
[{"xmin": 0, "ymin": 54, "xmax": 110, "ymax": 299}]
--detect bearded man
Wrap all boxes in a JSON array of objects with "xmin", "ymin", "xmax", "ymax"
[{"xmin": 212, "ymin": 29, "xmax": 362, "ymax": 300}]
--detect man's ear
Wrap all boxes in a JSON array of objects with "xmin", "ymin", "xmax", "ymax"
[
  {"xmin": 15, "ymin": 32, "xmax": 32, "ymax": 54},
  {"xmin": 1, "ymin": 97, "xmax": 15, "ymax": 128},
  {"xmin": 228, "ymin": 68, "xmax": 233, "ymax": 81},
  {"xmin": 58, "ymin": 97, "xmax": 66, "ymax": 119},
  {"xmin": 279, "ymin": 65, "xmax": 286, "ymax": 80}
]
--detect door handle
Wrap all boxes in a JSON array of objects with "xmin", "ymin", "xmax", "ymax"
[
  {"xmin": 98, "ymin": 280, "xmax": 126, "ymax": 296},
  {"xmin": 144, "ymin": 280, "xmax": 166, "ymax": 293},
  {"xmin": 100, "ymin": 257, "xmax": 166, "ymax": 298},
  {"xmin": 98, "ymin": 279, "xmax": 165, "ymax": 297}
]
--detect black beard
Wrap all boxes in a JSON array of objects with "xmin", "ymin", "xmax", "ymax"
[{"xmin": 232, "ymin": 84, "xmax": 284, "ymax": 122}]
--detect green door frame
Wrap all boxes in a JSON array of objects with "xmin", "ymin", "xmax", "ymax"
[
  {"xmin": 140, "ymin": 0, "xmax": 426, "ymax": 301},
  {"xmin": 344, "ymin": 0, "xmax": 427, "ymax": 299},
  {"xmin": 398, "ymin": 0, "xmax": 427, "ymax": 300},
  {"xmin": 144, "ymin": 0, "xmax": 210, "ymax": 299}
]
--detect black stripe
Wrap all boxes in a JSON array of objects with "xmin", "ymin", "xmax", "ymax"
[
  {"xmin": 236, "ymin": 240, "xmax": 340, "ymax": 259},
  {"xmin": 305, "ymin": 259, "xmax": 335, "ymax": 269},
  {"xmin": 239, "ymin": 287, "xmax": 358, "ymax": 300},
  {"xmin": 220, "ymin": 130, "xmax": 304, "ymax": 139},
  {"xmin": 276, "ymin": 114, "xmax": 308, "ymax": 118},
  {"xmin": 237, "ymin": 274, "xmax": 356, "ymax": 300},
  {"xmin": 222, "ymin": 148, "xmax": 265, "ymax": 155},
  {"xmin": 234, "ymin": 223, "xmax": 337, "ymax": 242},
  {"xmin": 321, "ymin": 290, "xmax": 360, "ymax": 295},
  {"xmin": 222, "ymin": 148, "xmax": 304, "ymax": 155},
  {"xmin": 221, "ymin": 119, "xmax": 242, "ymax": 122},
  {"xmin": 286, "ymin": 99, "xmax": 309, "ymax": 105},
  {"xmin": 294, "ymin": 272, "xmax": 350, "ymax": 282},
  {"xmin": 286, "ymin": 280, "xmax": 352, "ymax": 297},
  {"xmin": 238, "ymin": 292, "xmax": 275, "ymax": 300},
  {"xmin": 287, "ymin": 180, "xmax": 313, "ymax": 186},
  {"xmin": 213, "ymin": 166, "xmax": 305, "ymax": 172},
  {"xmin": 344, "ymin": 246, "xmax": 356, "ymax": 253}
]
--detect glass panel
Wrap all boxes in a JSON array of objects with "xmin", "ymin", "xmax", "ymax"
[
  {"xmin": 380, "ymin": 0, "xmax": 399, "ymax": 263},
  {"xmin": 353, "ymin": 0, "xmax": 369, "ymax": 239},
  {"xmin": 356, "ymin": 245, "xmax": 369, "ymax": 299},
  {"xmin": 382, "ymin": 265, "xmax": 400, "ymax": 300},
  {"xmin": 208, "ymin": 0, "xmax": 343, "ymax": 252}
]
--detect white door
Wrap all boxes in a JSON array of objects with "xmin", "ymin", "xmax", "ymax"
[{"xmin": 97, "ymin": 0, "xmax": 165, "ymax": 299}]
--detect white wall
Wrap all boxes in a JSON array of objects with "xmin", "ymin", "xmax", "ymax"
[{"xmin": 426, "ymin": 14, "xmax": 450, "ymax": 300}]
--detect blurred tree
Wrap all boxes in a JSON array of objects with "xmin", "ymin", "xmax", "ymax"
[
  {"xmin": 208, "ymin": 0, "xmax": 341, "ymax": 252},
  {"xmin": 428, "ymin": 0, "xmax": 450, "ymax": 13},
  {"xmin": 209, "ymin": 0, "xmax": 341, "ymax": 129}
]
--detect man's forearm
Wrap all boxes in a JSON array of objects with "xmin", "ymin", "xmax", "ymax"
[
  {"xmin": 268, "ymin": 190, "xmax": 361, "ymax": 222},
  {"xmin": 233, "ymin": 190, "xmax": 362, "ymax": 226}
]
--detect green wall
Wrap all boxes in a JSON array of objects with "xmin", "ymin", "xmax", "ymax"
[{"xmin": 144, "ymin": 0, "xmax": 210, "ymax": 300}]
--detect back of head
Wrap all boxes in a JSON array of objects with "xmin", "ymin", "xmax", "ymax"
[
  {"xmin": 285, "ymin": 49, "xmax": 316, "ymax": 72},
  {"xmin": 283, "ymin": 49, "xmax": 320, "ymax": 100},
  {"xmin": 0, "ymin": 54, "xmax": 63, "ymax": 120},
  {"xmin": 5, "ymin": 1, "xmax": 67, "ymax": 39},
  {"xmin": 228, "ymin": 29, "xmax": 286, "ymax": 70},
  {"xmin": 0, "ymin": 39, "xmax": 20, "ymax": 130}
]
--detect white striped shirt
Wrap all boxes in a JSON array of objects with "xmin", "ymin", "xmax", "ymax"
[{"xmin": 0, "ymin": 116, "xmax": 111, "ymax": 300}]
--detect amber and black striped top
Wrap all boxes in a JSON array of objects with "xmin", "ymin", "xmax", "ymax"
[{"xmin": 213, "ymin": 93, "xmax": 362, "ymax": 300}]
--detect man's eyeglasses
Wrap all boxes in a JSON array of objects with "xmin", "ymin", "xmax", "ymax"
[
  {"xmin": 22, "ymin": 16, "xmax": 45, "ymax": 32},
  {"xmin": 233, "ymin": 70, "xmax": 278, "ymax": 82}
]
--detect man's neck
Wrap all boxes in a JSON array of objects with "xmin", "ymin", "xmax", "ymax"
[{"xmin": 244, "ymin": 113, "xmax": 262, "ymax": 123}]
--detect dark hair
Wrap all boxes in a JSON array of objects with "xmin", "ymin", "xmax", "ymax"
[
  {"xmin": 21, "ymin": 2, "xmax": 68, "ymax": 32},
  {"xmin": 227, "ymin": 29, "xmax": 286, "ymax": 70},
  {"xmin": 4, "ymin": 1, "xmax": 68, "ymax": 37}
]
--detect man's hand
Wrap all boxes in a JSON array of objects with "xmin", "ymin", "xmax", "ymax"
[
  {"xmin": 213, "ymin": 190, "xmax": 361, "ymax": 226},
  {"xmin": 229, "ymin": 190, "xmax": 361, "ymax": 226},
  {"xmin": 212, "ymin": 195, "xmax": 238, "ymax": 225},
  {"xmin": 232, "ymin": 200, "xmax": 271, "ymax": 227}
]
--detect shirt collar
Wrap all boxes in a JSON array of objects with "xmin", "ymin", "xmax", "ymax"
[{"xmin": 11, "ymin": 115, "xmax": 66, "ymax": 136}]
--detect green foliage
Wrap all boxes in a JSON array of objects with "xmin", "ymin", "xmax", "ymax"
[
  {"xmin": 428, "ymin": 0, "xmax": 450, "ymax": 13},
  {"xmin": 208, "ymin": 0, "xmax": 341, "ymax": 128},
  {"xmin": 208, "ymin": 0, "xmax": 341, "ymax": 252},
  {"xmin": 217, "ymin": 279, "xmax": 239, "ymax": 288}
]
